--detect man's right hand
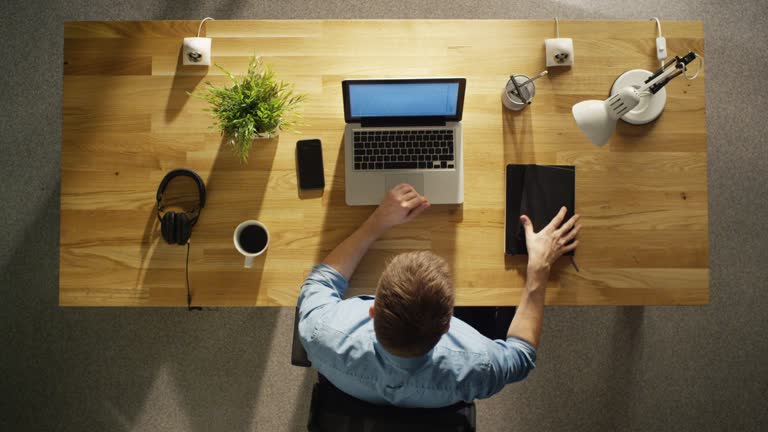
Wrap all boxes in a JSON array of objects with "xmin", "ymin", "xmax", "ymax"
[
  {"xmin": 520, "ymin": 207, "xmax": 581, "ymax": 279},
  {"xmin": 365, "ymin": 184, "xmax": 430, "ymax": 235}
]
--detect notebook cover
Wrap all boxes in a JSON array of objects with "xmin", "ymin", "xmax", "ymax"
[{"xmin": 505, "ymin": 164, "xmax": 576, "ymax": 256}]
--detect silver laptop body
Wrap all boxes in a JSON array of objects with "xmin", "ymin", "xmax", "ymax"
[{"xmin": 342, "ymin": 78, "xmax": 466, "ymax": 206}]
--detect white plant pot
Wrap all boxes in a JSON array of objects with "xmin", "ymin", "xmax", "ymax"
[{"xmin": 254, "ymin": 129, "xmax": 280, "ymax": 139}]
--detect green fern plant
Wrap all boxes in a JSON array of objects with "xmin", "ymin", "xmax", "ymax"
[{"xmin": 194, "ymin": 57, "xmax": 306, "ymax": 163}]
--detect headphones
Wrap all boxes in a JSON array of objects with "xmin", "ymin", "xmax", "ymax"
[{"xmin": 156, "ymin": 169, "xmax": 206, "ymax": 245}]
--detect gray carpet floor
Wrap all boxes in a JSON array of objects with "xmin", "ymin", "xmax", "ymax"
[{"xmin": 2, "ymin": 0, "xmax": 767, "ymax": 431}]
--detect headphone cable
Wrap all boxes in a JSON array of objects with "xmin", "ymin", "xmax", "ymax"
[{"xmin": 186, "ymin": 241, "xmax": 202, "ymax": 311}]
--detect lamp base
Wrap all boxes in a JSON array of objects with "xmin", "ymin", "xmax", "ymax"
[{"xmin": 610, "ymin": 69, "xmax": 667, "ymax": 125}]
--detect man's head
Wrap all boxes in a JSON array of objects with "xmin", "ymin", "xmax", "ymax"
[{"xmin": 369, "ymin": 251, "xmax": 455, "ymax": 357}]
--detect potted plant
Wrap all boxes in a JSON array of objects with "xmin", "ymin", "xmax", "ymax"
[{"xmin": 195, "ymin": 56, "xmax": 306, "ymax": 163}]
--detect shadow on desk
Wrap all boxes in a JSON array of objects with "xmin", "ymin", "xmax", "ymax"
[
  {"xmin": 502, "ymin": 102, "xmax": 535, "ymax": 165},
  {"xmin": 164, "ymin": 44, "xmax": 206, "ymax": 124},
  {"xmin": 612, "ymin": 118, "xmax": 661, "ymax": 150},
  {"xmin": 501, "ymin": 105, "xmax": 535, "ymax": 300},
  {"xmin": 192, "ymin": 135, "xmax": 280, "ymax": 304}
]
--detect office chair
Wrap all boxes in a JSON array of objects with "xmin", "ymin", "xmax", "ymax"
[{"xmin": 291, "ymin": 307, "xmax": 477, "ymax": 432}]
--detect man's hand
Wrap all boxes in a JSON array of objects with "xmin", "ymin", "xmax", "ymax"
[
  {"xmin": 508, "ymin": 207, "xmax": 581, "ymax": 348},
  {"xmin": 520, "ymin": 207, "xmax": 581, "ymax": 279},
  {"xmin": 365, "ymin": 184, "xmax": 430, "ymax": 235}
]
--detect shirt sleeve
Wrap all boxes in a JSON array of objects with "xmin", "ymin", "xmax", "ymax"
[
  {"xmin": 473, "ymin": 337, "xmax": 538, "ymax": 399},
  {"xmin": 296, "ymin": 264, "xmax": 349, "ymax": 345}
]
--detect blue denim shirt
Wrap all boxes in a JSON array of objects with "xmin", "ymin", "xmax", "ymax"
[{"xmin": 297, "ymin": 264, "xmax": 537, "ymax": 408}]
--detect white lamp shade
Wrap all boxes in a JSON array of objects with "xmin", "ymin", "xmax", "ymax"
[{"xmin": 572, "ymin": 100, "xmax": 617, "ymax": 147}]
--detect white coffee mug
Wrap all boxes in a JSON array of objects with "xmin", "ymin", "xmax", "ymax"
[{"xmin": 233, "ymin": 220, "xmax": 270, "ymax": 268}]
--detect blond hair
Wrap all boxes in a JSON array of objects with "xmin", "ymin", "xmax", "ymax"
[{"xmin": 373, "ymin": 251, "xmax": 454, "ymax": 357}]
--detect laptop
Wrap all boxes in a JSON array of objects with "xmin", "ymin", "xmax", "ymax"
[{"xmin": 342, "ymin": 78, "xmax": 467, "ymax": 205}]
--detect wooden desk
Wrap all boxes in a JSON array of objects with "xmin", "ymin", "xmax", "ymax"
[{"xmin": 61, "ymin": 20, "xmax": 707, "ymax": 306}]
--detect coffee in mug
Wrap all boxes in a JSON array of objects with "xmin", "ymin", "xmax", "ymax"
[{"xmin": 234, "ymin": 220, "xmax": 270, "ymax": 268}]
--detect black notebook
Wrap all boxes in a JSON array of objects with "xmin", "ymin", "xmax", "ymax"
[{"xmin": 505, "ymin": 164, "xmax": 576, "ymax": 256}]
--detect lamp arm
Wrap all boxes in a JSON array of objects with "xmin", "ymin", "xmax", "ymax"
[
  {"xmin": 637, "ymin": 66, "xmax": 678, "ymax": 94},
  {"xmin": 638, "ymin": 51, "xmax": 698, "ymax": 94}
]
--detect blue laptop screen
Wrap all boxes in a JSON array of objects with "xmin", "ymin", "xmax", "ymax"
[{"xmin": 348, "ymin": 82, "xmax": 460, "ymax": 118}]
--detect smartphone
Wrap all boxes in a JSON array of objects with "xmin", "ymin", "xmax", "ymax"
[{"xmin": 296, "ymin": 139, "xmax": 325, "ymax": 190}]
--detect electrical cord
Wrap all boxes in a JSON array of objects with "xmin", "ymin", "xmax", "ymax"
[
  {"xmin": 186, "ymin": 241, "xmax": 202, "ymax": 311},
  {"xmin": 683, "ymin": 53, "xmax": 704, "ymax": 80},
  {"xmin": 651, "ymin": 17, "xmax": 664, "ymax": 68},
  {"xmin": 652, "ymin": 16, "xmax": 662, "ymax": 38},
  {"xmin": 196, "ymin": 17, "xmax": 215, "ymax": 38},
  {"xmin": 648, "ymin": 17, "xmax": 703, "ymax": 82},
  {"xmin": 554, "ymin": 17, "xmax": 560, "ymax": 38}
]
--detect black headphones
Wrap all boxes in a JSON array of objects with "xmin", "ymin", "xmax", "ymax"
[{"xmin": 156, "ymin": 169, "xmax": 206, "ymax": 245}]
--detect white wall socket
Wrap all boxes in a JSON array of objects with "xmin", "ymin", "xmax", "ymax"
[
  {"xmin": 182, "ymin": 37, "xmax": 212, "ymax": 66},
  {"xmin": 545, "ymin": 38, "xmax": 574, "ymax": 67}
]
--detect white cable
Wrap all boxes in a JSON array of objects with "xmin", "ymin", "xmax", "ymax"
[
  {"xmin": 197, "ymin": 17, "xmax": 215, "ymax": 38},
  {"xmin": 683, "ymin": 53, "xmax": 704, "ymax": 80},
  {"xmin": 651, "ymin": 17, "xmax": 665, "ymax": 68},
  {"xmin": 555, "ymin": 17, "xmax": 560, "ymax": 38},
  {"xmin": 651, "ymin": 17, "xmax": 662, "ymax": 37}
]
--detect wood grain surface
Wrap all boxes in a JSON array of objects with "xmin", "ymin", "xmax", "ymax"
[{"xmin": 61, "ymin": 20, "xmax": 708, "ymax": 306}]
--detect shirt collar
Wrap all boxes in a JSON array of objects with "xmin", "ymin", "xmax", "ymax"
[{"xmin": 373, "ymin": 340, "xmax": 431, "ymax": 370}]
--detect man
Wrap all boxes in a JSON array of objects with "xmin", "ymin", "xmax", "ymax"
[{"xmin": 297, "ymin": 184, "xmax": 580, "ymax": 408}]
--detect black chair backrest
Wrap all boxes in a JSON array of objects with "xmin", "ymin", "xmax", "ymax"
[{"xmin": 309, "ymin": 375, "xmax": 476, "ymax": 432}]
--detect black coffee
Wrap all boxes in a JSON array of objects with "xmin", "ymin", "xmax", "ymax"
[{"xmin": 239, "ymin": 225, "xmax": 268, "ymax": 254}]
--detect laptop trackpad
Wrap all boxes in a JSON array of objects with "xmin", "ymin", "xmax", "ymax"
[{"xmin": 385, "ymin": 174, "xmax": 425, "ymax": 195}]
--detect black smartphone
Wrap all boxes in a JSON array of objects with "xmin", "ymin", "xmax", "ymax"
[{"xmin": 296, "ymin": 139, "xmax": 325, "ymax": 190}]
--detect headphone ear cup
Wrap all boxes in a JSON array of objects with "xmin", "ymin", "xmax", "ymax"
[
  {"xmin": 170, "ymin": 212, "xmax": 179, "ymax": 245},
  {"xmin": 176, "ymin": 213, "xmax": 190, "ymax": 245},
  {"xmin": 161, "ymin": 212, "xmax": 175, "ymax": 244}
]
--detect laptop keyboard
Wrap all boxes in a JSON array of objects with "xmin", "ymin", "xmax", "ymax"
[{"xmin": 352, "ymin": 129, "xmax": 455, "ymax": 171}]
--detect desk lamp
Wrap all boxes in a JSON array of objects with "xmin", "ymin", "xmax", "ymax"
[{"xmin": 572, "ymin": 51, "xmax": 700, "ymax": 147}]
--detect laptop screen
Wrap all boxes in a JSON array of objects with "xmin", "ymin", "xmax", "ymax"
[{"xmin": 343, "ymin": 78, "xmax": 466, "ymax": 123}]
